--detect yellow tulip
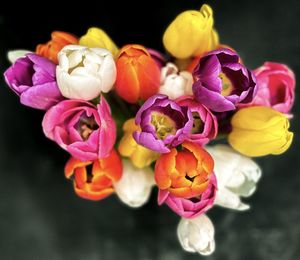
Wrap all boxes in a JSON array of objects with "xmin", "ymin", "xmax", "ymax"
[
  {"xmin": 79, "ymin": 27, "xmax": 119, "ymax": 58},
  {"xmin": 163, "ymin": 4, "xmax": 219, "ymax": 59},
  {"xmin": 228, "ymin": 107, "xmax": 293, "ymax": 157},
  {"xmin": 118, "ymin": 119, "xmax": 159, "ymax": 168}
]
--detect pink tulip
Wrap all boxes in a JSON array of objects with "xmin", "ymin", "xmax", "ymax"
[
  {"xmin": 176, "ymin": 96, "xmax": 218, "ymax": 146},
  {"xmin": 244, "ymin": 62, "xmax": 295, "ymax": 115},
  {"xmin": 42, "ymin": 96, "xmax": 116, "ymax": 161}
]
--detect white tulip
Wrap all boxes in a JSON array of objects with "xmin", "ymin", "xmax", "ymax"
[
  {"xmin": 177, "ymin": 214, "xmax": 215, "ymax": 256},
  {"xmin": 206, "ymin": 144, "xmax": 262, "ymax": 211},
  {"xmin": 113, "ymin": 160, "xmax": 155, "ymax": 208},
  {"xmin": 159, "ymin": 63, "xmax": 193, "ymax": 99},
  {"xmin": 56, "ymin": 45, "xmax": 116, "ymax": 100},
  {"xmin": 7, "ymin": 50, "xmax": 32, "ymax": 63}
]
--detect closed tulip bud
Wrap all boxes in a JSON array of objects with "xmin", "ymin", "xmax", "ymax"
[
  {"xmin": 177, "ymin": 214, "xmax": 215, "ymax": 256},
  {"xmin": 206, "ymin": 145, "xmax": 261, "ymax": 210},
  {"xmin": 163, "ymin": 4, "xmax": 219, "ymax": 59},
  {"xmin": 229, "ymin": 107, "xmax": 293, "ymax": 157},
  {"xmin": 159, "ymin": 63, "xmax": 193, "ymax": 100},
  {"xmin": 115, "ymin": 44, "xmax": 161, "ymax": 104},
  {"xmin": 79, "ymin": 27, "xmax": 119, "ymax": 58},
  {"xmin": 36, "ymin": 31, "xmax": 78, "ymax": 64},
  {"xmin": 56, "ymin": 45, "xmax": 116, "ymax": 100},
  {"xmin": 113, "ymin": 160, "xmax": 155, "ymax": 208}
]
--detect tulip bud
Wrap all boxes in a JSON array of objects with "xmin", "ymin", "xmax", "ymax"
[
  {"xmin": 36, "ymin": 31, "xmax": 78, "ymax": 64},
  {"xmin": 79, "ymin": 27, "xmax": 119, "ymax": 58},
  {"xmin": 229, "ymin": 106, "xmax": 293, "ymax": 157},
  {"xmin": 177, "ymin": 214, "xmax": 215, "ymax": 256},
  {"xmin": 206, "ymin": 145, "xmax": 261, "ymax": 210},
  {"xmin": 163, "ymin": 4, "xmax": 219, "ymax": 59},
  {"xmin": 159, "ymin": 63, "xmax": 193, "ymax": 99},
  {"xmin": 113, "ymin": 160, "xmax": 155, "ymax": 208},
  {"xmin": 56, "ymin": 45, "xmax": 116, "ymax": 100},
  {"xmin": 115, "ymin": 44, "xmax": 161, "ymax": 104}
]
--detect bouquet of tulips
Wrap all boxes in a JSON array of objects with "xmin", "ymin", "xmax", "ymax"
[{"xmin": 3, "ymin": 4, "xmax": 295, "ymax": 256}]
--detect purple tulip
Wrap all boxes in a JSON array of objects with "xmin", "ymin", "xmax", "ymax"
[
  {"xmin": 4, "ymin": 54, "xmax": 63, "ymax": 110},
  {"xmin": 133, "ymin": 94, "xmax": 193, "ymax": 153},
  {"xmin": 192, "ymin": 48, "xmax": 257, "ymax": 112},
  {"xmin": 158, "ymin": 173, "xmax": 217, "ymax": 219},
  {"xmin": 42, "ymin": 96, "xmax": 116, "ymax": 161}
]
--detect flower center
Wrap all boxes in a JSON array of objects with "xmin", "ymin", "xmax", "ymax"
[
  {"xmin": 191, "ymin": 112, "xmax": 204, "ymax": 134},
  {"xmin": 151, "ymin": 112, "xmax": 176, "ymax": 140},
  {"xmin": 219, "ymin": 72, "xmax": 233, "ymax": 96},
  {"xmin": 79, "ymin": 116, "xmax": 98, "ymax": 141}
]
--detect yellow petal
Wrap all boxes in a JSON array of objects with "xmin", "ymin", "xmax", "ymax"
[
  {"xmin": 229, "ymin": 106, "xmax": 293, "ymax": 157},
  {"xmin": 163, "ymin": 4, "xmax": 219, "ymax": 59},
  {"xmin": 79, "ymin": 27, "xmax": 119, "ymax": 58},
  {"xmin": 118, "ymin": 118, "xmax": 158, "ymax": 168}
]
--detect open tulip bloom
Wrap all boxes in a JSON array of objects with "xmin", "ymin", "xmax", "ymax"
[{"xmin": 3, "ymin": 3, "xmax": 296, "ymax": 256}]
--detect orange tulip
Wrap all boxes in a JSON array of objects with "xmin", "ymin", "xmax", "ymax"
[
  {"xmin": 36, "ymin": 31, "xmax": 78, "ymax": 64},
  {"xmin": 155, "ymin": 142, "xmax": 214, "ymax": 199},
  {"xmin": 115, "ymin": 44, "xmax": 161, "ymax": 104},
  {"xmin": 64, "ymin": 150, "xmax": 122, "ymax": 201}
]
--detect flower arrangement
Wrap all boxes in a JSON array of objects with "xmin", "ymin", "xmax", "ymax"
[{"xmin": 3, "ymin": 4, "xmax": 295, "ymax": 256}]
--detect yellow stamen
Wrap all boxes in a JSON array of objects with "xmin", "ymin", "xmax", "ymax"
[
  {"xmin": 219, "ymin": 72, "xmax": 233, "ymax": 96},
  {"xmin": 151, "ymin": 112, "xmax": 176, "ymax": 140}
]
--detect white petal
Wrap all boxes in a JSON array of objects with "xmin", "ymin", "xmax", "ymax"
[
  {"xmin": 160, "ymin": 62, "xmax": 178, "ymax": 83},
  {"xmin": 68, "ymin": 50, "xmax": 84, "ymax": 69},
  {"xmin": 177, "ymin": 214, "xmax": 215, "ymax": 256},
  {"xmin": 56, "ymin": 45, "xmax": 116, "ymax": 100},
  {"xmin": 215, "ymin": 188, "xmax": 250, "ymax": 211},
  {"xmin": 180, "ymin": 71, "xmax": 193, "ymax": 95},
  {"xmin": 113, "ymin": 160, "xmax": 155, "ymax": 208},
  {"xmin": 98, "ymin": 54, "xmax": 116, "ymax": 93},
  {"xmin": 7, "ymin": 50, "xmax": 32, "ymax": 63},
  {"xmin": 206, "ymin": 144, "xmax": 261, "ymax": 198}
]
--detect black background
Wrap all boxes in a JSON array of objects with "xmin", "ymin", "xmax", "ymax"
[{"xmin": 0, "ymin": 0, "xmax": 299, "ymax": 259}]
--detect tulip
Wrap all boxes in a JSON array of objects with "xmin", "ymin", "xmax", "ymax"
[
  {"xmin": 176, "ymin": 96, "xmax": 218, "ymax": 146},
  {"xmin": 193, "ymin": 48, "xmax": 257, "ymax": 112},
  {"xmin": 229, "ymin": 106, "xmax": 293, "ymax": 157},
  {"xmin": 42, "ymin": 97, "xmax": 116, "ymax": 161},
  {"xmin": 158, "ymin": 173, "xmax": 217, "ymax": 218},
  {"xmin": 206, "ymin": 145, "xmax": 261, "ymax": 210},
  {"xmin": 36, "ymin": 31, "xmax": 78, "ymax": 64},
  {"xmin": 155, "ymin": 142, "xmax": 214, "ymax": 198},
  {"xmin": 163, "ymin": 4, "xmax": 219, "ymax": 59},
  {"xmin": 79, "ymin": 27, "xmax": 119, "ymax": 58},
  {"xmin": 243, "ymin": 62, "xmax": 295, "ymax": 115},
  {"xmin": 134, "ymin": 94, "xmax": 193, "ymax": 153},
  {"xmin": 115, "ymin": 44, "xmax": 161, "ymax": 104},
  {"xmin": 56, "ymin": 45, "xmax": 116, "ymax": 100},
  {"xmin": 4, "ymin": 54, "xmax": 63, "ymax": 110},
  {"xmin": 114, "ymin": 160, "xmax": 155, "ymax": 208},
  {"xmin": 177, "ymin": 214, "xmax": 215, "ymax": 256},
  {"xmin": 65, "ymin": 150, "xmax": 122, "ymax": 201},
  {"xmin": 159, "ymin": 63, "xmax": 193, "ymax": 100},
  {"xmin": 118, "ymin": 119, "xmax": 159, "ymax": 168},
  {"xmin": 7, "ymin": 49, "xmax": 32, "ymax": 63},
  {"xmin": 186, "ymin": 44, "xmax": 240, "ymax": 73}
]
